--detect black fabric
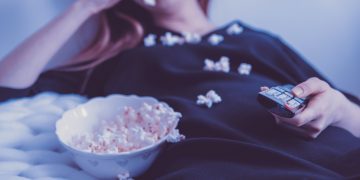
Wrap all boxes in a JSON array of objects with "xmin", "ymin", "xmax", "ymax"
[
  {"xmin": 101, "ymin": 21, "xmax": 360, "ymax": 179},
  {"xmin": 0, "ymin": 70, "xmax": 87, "ymax": 102},
  {"xmin": 0, "ymin": 57, "xmax": 118, "ymax": 102}
]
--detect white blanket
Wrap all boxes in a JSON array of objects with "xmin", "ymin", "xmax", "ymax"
[{"xmin": 0, "ymin": 92, "xmax": 98, "ymax": 180}]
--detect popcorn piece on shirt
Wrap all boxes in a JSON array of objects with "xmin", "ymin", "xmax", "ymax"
[
  {"xmin": 203, "ymin": 56, "xmax": 230, "ymax": 73},
  {"xmin": 160, "ymin": 32, "xmax": 184, "ymax": 46},
  {"xmin": 144, "ymin": 34, "xmax": 157, "ymax": 47},
  {"xmin": 206, "ymin": 90, "xmax": 222, "ymax": 103},
  {"xmin": 204, "ymin": 59, "xmax": 216, "ymax": 71},
  {"xmin": 144, "ymin": 0, "xmax": 156, "ymax": 6},
  {"xmin": 196, "ymin": 90, "xmax": 222, "ymax": 108},
  {"xmin": 238, "ymin": 63, "xmax": 252, "ymax": 75},
  {"xmin": 218, "ymin": 56, "xmax": 230, "ymax": 72},
  {"xmin": 208, "ymin": 34, "xmax": 224, "ymax": 45},
  {"xmin": 227, "ymin": 23, "xmax": 244, "ymax": 35},
  {"xmin": 182, "ymin": 32, "xmax": 202, "ymax": 44},
  {"xmin": 196, "ymin": 94, "xmax": 213, "ymax": 108}
]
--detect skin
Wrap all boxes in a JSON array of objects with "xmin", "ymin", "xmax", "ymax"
[
  {"xmin": 0, "ymin": 0, "xmax": 359, "ymax": 138},
  {"xmin": 134, "ymin": 0, "xmax": 215, "ymax": 35}
]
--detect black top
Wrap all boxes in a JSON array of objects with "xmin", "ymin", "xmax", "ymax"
[
  {"xmin": 0, "ymin": 70, "xmax": 84, "ymax": 101},
  {"xmin": 1, "ymin": 21, "xmax": 360, "ymax": 179}
]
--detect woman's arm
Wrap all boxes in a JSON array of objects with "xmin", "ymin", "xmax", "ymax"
[{"xmin": 0, "ymin": 0, "xmax": 121, "ymax": 89}]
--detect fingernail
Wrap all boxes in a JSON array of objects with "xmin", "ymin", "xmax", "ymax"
[
  {"xmin": 260, "ymin": 86, "xmax": 269, "ymax": 91},
  {"xmin": 292, "ymin": 87, "xmax": 303, "ymax": 96}
]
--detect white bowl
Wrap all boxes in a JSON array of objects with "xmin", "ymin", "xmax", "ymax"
[{"xmin": 56, "ymin": 94, "xmax": 180, "ymax": 179}]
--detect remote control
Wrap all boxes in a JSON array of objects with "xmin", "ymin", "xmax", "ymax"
[{"xmin": 257, "ymin": 84, "xmax": 308, "ymax": 118}]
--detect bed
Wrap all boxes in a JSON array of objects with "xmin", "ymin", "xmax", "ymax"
[{"xmin": 0, "ymin": 92, "xmax": 97, "ymax": 180}]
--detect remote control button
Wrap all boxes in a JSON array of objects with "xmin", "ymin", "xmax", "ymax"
[
  {"xmin": 294, "ymin": 97, "xmax": 305, "ymax": 103},
  {"xmin": 276, "ymin": 93, "xmax": 292, "ymax": 102},
  {"xmin": 274, "ymin": 87, "xmax": 285, "ymax": 92},
  {"xmin": 266, "ymin": 89, "xmax": 282, "ymax": 96},
  {"xmin": 284, "ymin": 92, "xmax": 294, "ymax": 98},
  {"xmin": 286, "ymin": 99, "xmax": 301, "ymax": 109},
  {"xmin": 282, "ymin": 85, "xmax": 294, "ymax": 92}
]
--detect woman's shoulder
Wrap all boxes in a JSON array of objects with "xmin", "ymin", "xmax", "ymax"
[
  {"xmin": 227, "ymin": 20, "xmax": 281, "ymax": 42},
  {"xmin": 216, "ymin": 19, "xmax": 286, "ymax": 50}
]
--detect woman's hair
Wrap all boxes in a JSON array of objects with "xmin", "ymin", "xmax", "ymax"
[{"xmin": 59, "ymin": 0, "xmax": 210, "ymax": 71}]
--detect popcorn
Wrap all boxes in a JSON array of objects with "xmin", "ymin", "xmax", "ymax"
[
  {"xmin": 166, "ymin": 129, "xmax": 186, "ymax": 143},
  {"xmin": 182, "ymin": 32, "xmax": 202, "ymax": 44},
  {"xmin": 117, "ymin": 171, "xmax": 133, "ymax": 180},
  {"xmin": 196, "ymin": 90, "xmax": 222, "ymax": 108},
  {"xmin": 208, "ymin": 34, "xmax": 224, "ymax": 45},
  {"xmin": 160, "ymin": 32, "xmax": 184, "ymax": 46},
  {"xmin": 144, "ymin": 0, "xmax": 156, "ymax": 6},
  {"xmin": 144, "ymin": 34, "xmax": 157, "ymax": 47},
  {"xmin": 227, "ymin": 23, "xmax": 244, "ymax": 35},
  {"xmin": 204, "ymin": 56, "xmax": 230, "ymax": 73},
  {"xmin": 238, "ymin": 63, "xmax": 252, "ymax": 75},
  {"xmin": 206, "ymin": 90, "xmax": 222, "ymax": 103},
  {"xmin": 69, "ymin": 103, "xmax": 183, "ymax": 154},
  {"xmin": 197, "ymin": 95, "xmax": 212, "ymax": 108}
]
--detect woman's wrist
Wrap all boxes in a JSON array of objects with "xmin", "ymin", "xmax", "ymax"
[
  {"xmin": 345, "ymin": 102, "xmax": 360, "ymax": 136},
  {"xmin": 333, "ymin": 98, "xmax": 360, "ymax": 137}
]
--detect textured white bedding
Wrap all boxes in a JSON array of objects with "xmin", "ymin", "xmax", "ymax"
[{"xmin": 0, "ymin": 92, "xmax": 97, "ymax": 180}]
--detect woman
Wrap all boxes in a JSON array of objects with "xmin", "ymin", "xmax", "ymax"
[{"xmin": 1, "ymin": 0, "xmax": 359, "ymax": 179}]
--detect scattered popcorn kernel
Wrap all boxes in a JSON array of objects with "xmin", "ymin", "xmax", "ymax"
[
  {"xmin": 182, "ymin": 32, "xmax": 202, "ymax": 44},
  {"xmin": 203, "ymin": 56, "xmax": 230, "ymax": 73},
  {"xmin": 208, "ymin": 34, "xmax": 224, "ymax": 45},
  {"xmin": 160, "ymin": 32, "xmax": 184, "ymax": 46},
  {"xmin": 196, "ymin": 90, "xmax": 222, "ymax": 108},
  {"xmin": 196, "ymin": 94, "xmax": 213, "ymax": 108},
  {"xmin": 206, "ymin": 90, "xmax": 222, "ymax": 103},
  {"xmin": 144, "ymin": 34, "xmax": 157, "ymax": 47},
  {"xmin": 117, "ymin": 170, "xmax": 133, "ymax": 180},
  {"xmin": 238, "ymin": 63, "xmax": 252, "ymax": 75},
  {"xmin": 227, "ymin": 23, "xmax": 244, "ymax": 35}
]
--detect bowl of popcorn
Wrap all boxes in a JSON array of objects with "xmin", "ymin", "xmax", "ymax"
[{"xmin": 56, "ymin": 94, "xmax": 184, "ymax": 179}]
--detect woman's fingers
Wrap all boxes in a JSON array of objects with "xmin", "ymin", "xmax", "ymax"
[
  {"xmin": 273, "ymin": 96, "xmax": 323, "ymax": 127},
  {"xmin": 274, "ymin": 115, "xmax": 314, "ymax": 138},
  {"xmin": 260, "ymin": 86, "xmax": 269, "ymax": 92},
  {"xmin": 302, "ymin": 118, "xmax": 328, "ymax": 138},
  {"xmin": 272, "ymin": 95, "xmax": 330, "ymax": 139},
  {"xmin": 274, "ymin": 115, "xmax": 325, "ymax": 139},
  {"xmin": 292, "ymin": 77, "xmax": 330, "ymax": 98},
  {"xmin": 292, "ymin": 96, "xmax": 327, "ymax": 126}
]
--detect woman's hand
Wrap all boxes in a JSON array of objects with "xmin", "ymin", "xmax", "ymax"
[
  {"xmin": 272, "ymin": 77, "xmax": 360, "ymax": 139},
  {"xmin": 76, "ymin": 0, "xmax": 123, "ymax": 15}
]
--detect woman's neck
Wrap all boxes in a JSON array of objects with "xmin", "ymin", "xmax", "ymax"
[{"xmin": 151, "ymin": 1, "xmax": 215, "ymax": 35}]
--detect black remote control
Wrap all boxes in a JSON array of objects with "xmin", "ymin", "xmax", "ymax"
[{"xmin": 257, "ymin": 84, "xmax": 308, "ymax": 118}]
